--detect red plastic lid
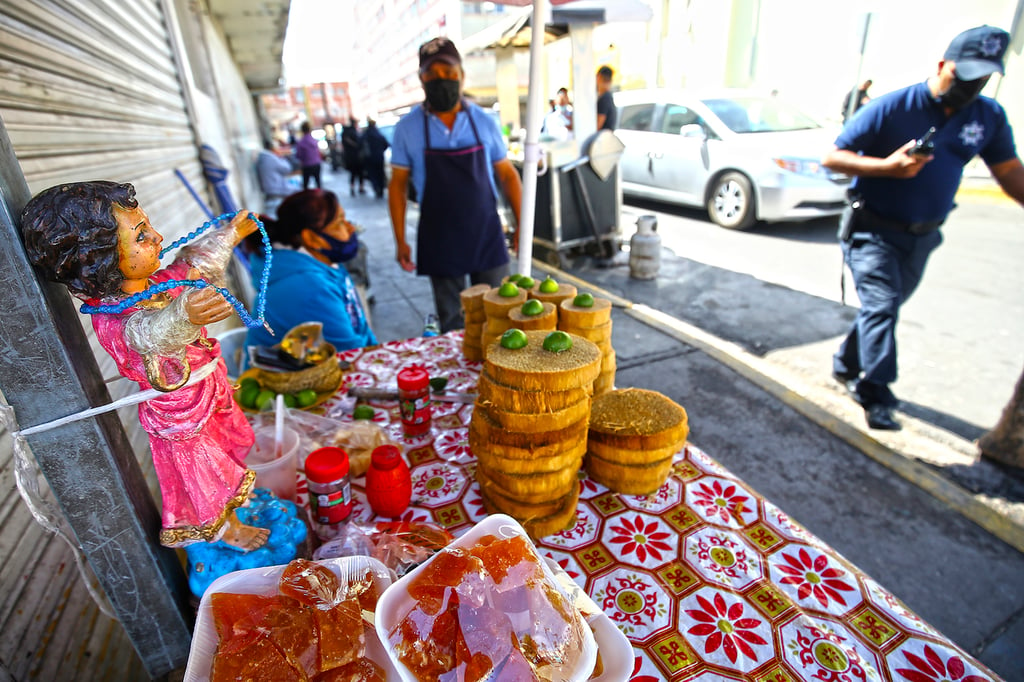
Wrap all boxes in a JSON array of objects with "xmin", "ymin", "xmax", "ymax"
[
  {"xmin": 397, "ymin": 365, "xmax": 429, "ymax": 390},
  {"xmin": 371, "ymin": 445, "xmax": 403, "ymax": 471},
  {"xmin": 305, "ymin": 446, "xmax": 350, "ymax": 481}
]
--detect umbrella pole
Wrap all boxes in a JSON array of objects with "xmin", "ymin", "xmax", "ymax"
[{"xmin": 516, "ymin": 0, "xmax": 550, "ymax": 278}]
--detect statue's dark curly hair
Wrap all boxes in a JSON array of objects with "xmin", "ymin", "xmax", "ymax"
[{"xmin": 20, "ymin": 181, "xmax": 138, "ymax": 299}]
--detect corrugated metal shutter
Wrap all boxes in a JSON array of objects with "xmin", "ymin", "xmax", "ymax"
[{"xmin": 0, "ymin": 1, "xmax": 209, "ymax": 679}]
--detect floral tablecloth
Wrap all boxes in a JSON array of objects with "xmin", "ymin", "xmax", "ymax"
[{"xmin": 303, "ymin": 332, "xmax": 1000, "ymax": 682}]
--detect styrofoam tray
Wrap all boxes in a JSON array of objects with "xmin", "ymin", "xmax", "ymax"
[
  {"xmin": 375, "ymin": 513, "xmax": 598, "ymax": 682},
  {"xmin": 545, "ymin": 558, "xmax": 634, "ymax": 682},
  {"xmin": 183, "ymin": 555, "xmax": 397, "ymax": 682}
]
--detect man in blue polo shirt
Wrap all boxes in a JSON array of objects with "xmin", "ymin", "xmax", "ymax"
[
  {"xmin": 822, "ymin": 25, "xmax": 1024, "ymax": 430},
  {"xmin": 388, "ymin": 36, "xmax": 523, "ymax": 333}
]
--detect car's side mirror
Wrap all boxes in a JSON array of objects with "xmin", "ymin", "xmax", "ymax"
[{"xmin": 679, "ymin": 124, "xmax": 706, "ymax": 140}]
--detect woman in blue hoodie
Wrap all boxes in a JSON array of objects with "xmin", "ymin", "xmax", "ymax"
[{"xmin": 245, "ymin": 189, "xmax": 377, "ymax": 353}]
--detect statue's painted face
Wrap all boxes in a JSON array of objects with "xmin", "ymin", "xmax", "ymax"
[{"xmin": 114, "ymin": 203, "xmax": 163, "ymax": 292}]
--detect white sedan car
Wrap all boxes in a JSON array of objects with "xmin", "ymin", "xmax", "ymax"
[{"xmin": 614, "ymin": 89, "xmax": 850, "ymax": 229}]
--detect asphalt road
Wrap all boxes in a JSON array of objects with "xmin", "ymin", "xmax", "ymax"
[{"xmin": 611, "ymin": 194, "xmax": 1024, "ymax": 443}]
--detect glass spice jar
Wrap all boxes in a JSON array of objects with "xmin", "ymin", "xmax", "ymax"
[
  {"xmin": 397, "ymin": 365, "xmax": 431, "ymax": 436},
  {"xmin": 304, "ymin": 446, "xmax": 352, "ymax": 540},
  {"xmin": 366, "ymin": 445, "xmax": 412, "ymax": 518}
]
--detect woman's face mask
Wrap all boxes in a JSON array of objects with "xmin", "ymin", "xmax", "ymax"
[
  {"xmin": 316, "ymin": 232, "xmax": 358, "ymax": 263},
  {"xmin": 424, "ymin": 78, "xmax": 460, "ymax": 112},
  {"xmin": 940, "ymin": 73, "xmax": 989, "ymax": 111}
]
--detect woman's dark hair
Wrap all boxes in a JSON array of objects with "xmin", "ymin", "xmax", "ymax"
[
  {"xmin": 249, "ymin": 189, "xmax": 339, "ymax": 251},
  {"xmin": 20, "ymin": 181, "xmax": 138, "ymax": 299}
]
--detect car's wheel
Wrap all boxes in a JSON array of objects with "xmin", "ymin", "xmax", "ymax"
[{"xmin": 707, "ymin": 171, "xmax": 756, "ymax": 230}]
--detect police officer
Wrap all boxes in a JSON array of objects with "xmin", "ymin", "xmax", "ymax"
[{"xmin": 822, "ymin": 25, "xmax": 1024, "ymax": 430}]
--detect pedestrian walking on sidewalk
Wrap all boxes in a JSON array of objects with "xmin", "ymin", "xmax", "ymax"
[
  {"xmin": 363, "ymin": 118, "xmax": 390, "ymax": 198},
  {"xmin": 822, "ymin": 25, "xmax": 1024, "ymax": 431},
  {"xmin": 841, "ymin": 79, "xmax": 873, "ymax": 124},
  {"xmin": 295, "ymin": 121, "xmax": 323, "ymax": 189},
  {"xmin": 387, "ymin": 36, "xmax": 523, "ymax": 333},
  {"xmin": 341, "ymin": 117, "xmax": 367, "ymax": 196}
]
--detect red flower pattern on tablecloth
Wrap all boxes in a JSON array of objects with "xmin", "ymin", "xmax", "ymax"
[
  {"xmin": 317, "ymin": 332, "xmax": 996, "ymax": 682},
  {"xmin": 691, "ymin": 479, "xmax": 753, "ymax": 525},
  {"xmin": 579, "ymin": 475, "xmax": 602, "ymax": 497},
  {"xmin": 630, "ymin": 656, "xmax": 661, "ymax": 682},
  {"xmin": 896, "ymin": 645, "xmax": 989, "ymax": 682},
  {"xmin": 545, "ymin": 553, "xmax": 581, "ymax": 581},
  {"xmin": 685, "ymin": 592, "xmax": 767, "ymax": 664},
  {"xmin": 609, "ymin": 514, "xmax": 673, "ymax": 563},
  {"xmin": 434, "ymin": 427, "xmax": 471, "ymax": 460},
  {"xmin": 777, "ymin": 547, "xmax": 856, "ymax": 609}
]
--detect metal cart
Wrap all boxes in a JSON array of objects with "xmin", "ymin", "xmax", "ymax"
[{"xmin": 521, "ymin": 132, "xmax": 625, "ymax": 269}]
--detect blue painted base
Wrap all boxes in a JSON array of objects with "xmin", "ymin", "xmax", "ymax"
[{"xmin": 185, "ymin": 488, "xmax": 308, "ymax": 599}]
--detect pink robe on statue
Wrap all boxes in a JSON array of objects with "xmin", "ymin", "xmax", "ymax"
[{"xmin": 92, "ymin": 261, "xmax": 254, "ymax": 546}]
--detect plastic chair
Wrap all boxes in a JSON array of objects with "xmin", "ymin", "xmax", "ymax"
[{"xmin": 215, "ymin": 327, "xmax": 248, "ymax": 380}]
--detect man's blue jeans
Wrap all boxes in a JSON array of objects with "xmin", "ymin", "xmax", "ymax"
[{"xmin": 834, "ymin": 228, "xmax": 942, "ymax": 403}]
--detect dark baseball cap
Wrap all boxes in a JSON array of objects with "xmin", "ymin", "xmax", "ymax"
[
  {"xmin": 419, "ymin": 37, "xmax": 461, "ymax": 72},
  {"xmin": 944, "ymin": 25, "xmax": 1010, "ymax": 80}
]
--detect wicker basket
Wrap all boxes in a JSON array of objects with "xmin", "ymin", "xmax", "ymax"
[{"xmin": 253, "ymin": 343, "xmax": 343, "ymax": 394}]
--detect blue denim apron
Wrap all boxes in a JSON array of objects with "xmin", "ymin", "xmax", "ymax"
[{"xmin": 416, "ymin": 105, "xmax": 508, "ymax": 277}]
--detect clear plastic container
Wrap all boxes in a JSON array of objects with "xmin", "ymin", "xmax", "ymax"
[
  {"xmin": 183, "ymin": 555, "xmax": 397, "ymax": 682},
  {"xmin": 376, "ymin": 514, "xmax": 598, "ymax": 682}
]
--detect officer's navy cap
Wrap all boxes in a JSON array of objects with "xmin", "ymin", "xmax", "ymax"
[{"xmin": 944, "ymin": 25, "xmax": 1010, "ymax": 80}]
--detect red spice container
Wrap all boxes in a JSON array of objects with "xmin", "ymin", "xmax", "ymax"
[
  {"xmin": 365, "ymin": 445, "xmax": 412, "ymax": 518},
  {"xmin": 397, "ymin": 365, "xmax": 431, "ymax": 436},
  {"xmin": 305, "ymin": 446, "xmax": 352, "ymax": 539}
]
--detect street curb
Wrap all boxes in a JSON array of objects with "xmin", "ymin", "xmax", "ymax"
[{"xmin": 534, "ymin": 260, "xmax": 1024, "ymax": 554}]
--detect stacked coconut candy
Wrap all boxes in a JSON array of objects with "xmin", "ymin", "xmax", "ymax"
[
  {"xmin": 459, "ymin": 283, "xmax": 492, "ymax": 361},
  {"xmin": 471, "ymin": 330, "xmax": 601, "ymax": 538},
  {"xmin": 585, "ymin": 388, "xmax": 689, "ymax": 494},
  {"xmin": 558, "ymin": 293, "xmax": 616, "ymax": 395}
]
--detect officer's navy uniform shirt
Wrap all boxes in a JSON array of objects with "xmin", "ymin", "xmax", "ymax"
[{"xmin": 835, "ymin": 81, "xmax": 1016, "ymax": 225}]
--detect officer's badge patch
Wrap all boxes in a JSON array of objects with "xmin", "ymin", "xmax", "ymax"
[{"xmin": 959, "ymin": 121, "xmax": 985, "ymax": 147}]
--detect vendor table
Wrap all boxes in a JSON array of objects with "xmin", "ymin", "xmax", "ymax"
[{"xmin": 305, "ymin": 332, "xmax": 999, "ymax": 682}]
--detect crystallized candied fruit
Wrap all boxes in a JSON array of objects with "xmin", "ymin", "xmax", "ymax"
[
  {"xmin": 209, "ymin": 559, "xmax": 385, "ymax": 681},
  {"xmin": 388, "ymin": 533, "xmax": 586, "ymax": 681},
  {"xmin": 312, "ymin": 658, "xmax": 386, "ymax": 681},
  {"xmin": 279, "ymin": 557, "xmax": 342, "ymax": 607}
]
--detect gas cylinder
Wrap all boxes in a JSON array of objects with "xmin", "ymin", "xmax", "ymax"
[{"xmin": 629, "ymin": 215, "xmax": 661, "ymax": 280}]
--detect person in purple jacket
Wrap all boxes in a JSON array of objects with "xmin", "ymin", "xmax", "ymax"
[{"xmin": 295, "ymin": 121, "xmax": 323, "ymax": 189}]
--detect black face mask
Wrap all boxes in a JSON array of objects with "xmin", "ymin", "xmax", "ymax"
[
  {"xmin": 939, "ymin": 75, "xmax": 988, "ymax": 111},
  {"xmin": 424, "ymin": 78, "xmax": 460, "ymax": 112},
  {"xmin": 316, "ymin": 232, "xmax": 358, "ymax": 263}
]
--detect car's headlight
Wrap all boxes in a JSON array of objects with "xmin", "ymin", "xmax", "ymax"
[{"xmin": 773, "ymin": 157, "xmax": 829, "ymax": 177}]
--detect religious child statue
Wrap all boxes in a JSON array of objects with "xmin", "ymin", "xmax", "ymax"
[{"xmin": 19, "ymin": 181, "xmax": 271, "ymax": 551}]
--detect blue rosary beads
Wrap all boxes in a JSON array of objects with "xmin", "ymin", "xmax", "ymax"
[{"xmin": 80, "ymin": 211, "xmax": 272, "ymax": 330}]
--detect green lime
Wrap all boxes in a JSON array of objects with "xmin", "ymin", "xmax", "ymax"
[
  {"xmin": 353, "ymin": 404, "xmax": 376, "ymax": 420},
  {"xmin": 506, "ymin": 273, "xmax": 523, "ymax": 283},
  {"xmin": 573, "ymin": 292, "xmax": 595, "ymax": 308},
  {"xmin": 429, "ymin": 376, "xmax": 448, "ymax": 392},
  {"xmin": 500, "ymin": 328, "xmax": 529, "ymax": 350},
  {"xmin": 239, "ymin": 377, "xmax": 260, "ymax": 391},
  {"xmin": 518, "ymin": 276, "xmax": 535, "ymax": 289},
  {"xmin": 283, "ymin": 394, "xmax": 298, "ymax": 409},
  {"xmin": 498, "ymin": 282, "xmax": 520, "ymax": 297},
  {"xmin": 255, "ymin": 389, "xmax": 276, "ymax": 411},
  {"xmin": 296, "ymin": 388, "xmax": 318, "ymax": 407},
  {"xmin": 237, "ymin": 384, "xmax": 260, "ymax": 408},
  {"xmin": 539, "ymin": 277, "xmax": 559, "ymax": 293},
  {"xmin": 542, "ymin": 331, "xmax": 573, "ymax": 353},
  {"xmin": 521, "ymin": 299, "xmax": 544, "ymax": 316}
]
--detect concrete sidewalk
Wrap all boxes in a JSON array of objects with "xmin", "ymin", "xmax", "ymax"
[{"xmin": 317, "ymin": 166, "xmax": 1024, "ymax": 678}]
